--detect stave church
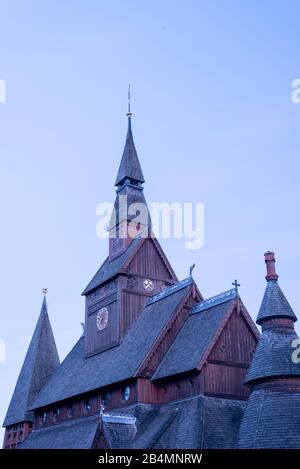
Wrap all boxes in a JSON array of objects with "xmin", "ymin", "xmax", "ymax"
[{"xmin": 3, "ymin": 109, "xmax": 300, "ymax": 449}]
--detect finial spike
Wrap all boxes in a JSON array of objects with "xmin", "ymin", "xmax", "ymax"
[
  {"xmin": 127, "ymin": 84, "xmax": 132, "ymax": 117},
  {"xmin": 189, "ymin": 263, "xmax": 196, "ymax": 277},
  {"xmin": 42, "ymin": 288, "xmax": 48, "ymax": 295}
]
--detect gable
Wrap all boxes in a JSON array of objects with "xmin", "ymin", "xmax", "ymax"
[
  {"xmin": 203, "ymin": 305, "xmax": 259, "ymax": 399},
  {"xmin": 208, "ymin": 308, "xmax": 258, "ymax": 364},
  {"xmin": 152, "ymin": 298, "xmax": 235, "ymax": 381},
  {"xmin": 126, "ymin": 237, "xmax": 177, "ymax": 281}
]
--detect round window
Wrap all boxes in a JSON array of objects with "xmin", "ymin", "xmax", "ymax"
[{"xmin": 121, "ymin": 386, "xmax": 131, "ymax": 402}]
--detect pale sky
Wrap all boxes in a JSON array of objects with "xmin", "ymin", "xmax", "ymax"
[{"xmin": 1, "ymin": 0, "xmax": 300, "ymax": 441}]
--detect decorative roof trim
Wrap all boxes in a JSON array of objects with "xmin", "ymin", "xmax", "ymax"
[
  {"xmin": 102, "ymin": 414, "xmax": 136, "ymax": 425},
  {"xmin": 147, "ymin": 277, "xmax": 193, "ymax": 305},
  {"xmin": 191, "ymin": 288, "xmax": 237, "ymax": 315}
]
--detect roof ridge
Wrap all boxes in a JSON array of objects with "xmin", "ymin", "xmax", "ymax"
[
  {"xmin": 191, "ymin": 288, "xmax": 237, "ymax": 315},
  {"xmin": 147, "ymin": 277, "xmax": 193, "ymax": 305}
]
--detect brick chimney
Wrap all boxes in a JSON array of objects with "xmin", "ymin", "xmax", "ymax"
[{"xmin": 264, "ymin": 251, "xmax": 278, "ymax": 281}]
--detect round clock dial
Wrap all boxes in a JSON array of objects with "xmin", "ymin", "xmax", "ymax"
[
  {"xmin": 96, "ymin": 307, "xmax": 109, "ymax": 331},
  {"xmin": 143, "ymin": 278, "xmax": 154, "ymax": 291}
]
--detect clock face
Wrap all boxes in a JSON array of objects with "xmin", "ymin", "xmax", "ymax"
[
  {"xmin": 143, "ymin": 278, "xmax": 154, "ymax": 291},
  {"xmin": 96, "ymin": 307, "xmax": 109, "ymax": 331}
]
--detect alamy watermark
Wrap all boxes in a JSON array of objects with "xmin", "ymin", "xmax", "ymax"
[
  {"xmin": 96, "ymin": 197, "xmax": 204, "ymax": 250},
  {"xmin": 291, "ymin": 338, "xmax": 300, "ymax": 364},
  {"xmin": 0, "ymin": 79, "xmax": 6, "ymax": 104}
]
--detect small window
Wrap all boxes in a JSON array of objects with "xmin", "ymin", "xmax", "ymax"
[
  {"xmin": 103, "ymin": 392, "xmax": 111, "ymax": 407},
  {"xmin": 39, "ymin": 412, "xmax": 47, "ymax": 425},
  {"xmin": 67, "ymin": 404, "xmax": 74, "ymax": 418},
  {"xmin": 83, "ymin": 398, "xmax": 93, "ymax": 413},
  {"xmin": 121, "ymin": 386, "xmax": 131, "ymax": 402},
  {"xmin": 52, "ymin": 408, "xmax": 60, "ymax": 420}
]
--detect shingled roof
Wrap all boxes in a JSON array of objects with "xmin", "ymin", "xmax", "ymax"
[
  {"xmin": 152, "ymin": 290, "xmax": 237, "ymax": 380},
  {"xmin": 31, "ymin": 282, "xmax": 193, "ymax": 409},
  {"xmin": 245, "ymin": 252, "xmax": 299, "ymax": 384},
  {"xmin": 245, "ymin": 328, "xmax": 300, "ymax": 384},
  {"xmin": 257, "ymin": 280, "xmax": 297, "ymax": 324},
  {"xmin": 19, "ymin": 414, "xmax": 100, "ymax": 449},
  {"xmin": 22, "ymin": 396, "xmax": 246, "ymax": 449},
  {"xmin": 238, "ymin": 251, "xmax": 300, "ymax": 448},
  {"xmin": 115, "ymin": 117, "xmax": 145, "ymax": 186},
  {"xmin": 3, "ymin": 297, "xmax": 60, "ymax": 427},
  {"xmin": 238, "ymin": 388, "xmax": 300, "ymax": 448}
]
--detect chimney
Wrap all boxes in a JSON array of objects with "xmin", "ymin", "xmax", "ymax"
[{"xmin": 264, "ymin": 251, "xmax": 278, "ymax": 281}]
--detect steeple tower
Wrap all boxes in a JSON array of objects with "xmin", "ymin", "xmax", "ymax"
[
  {"xmin": 115, "ymin": 86, "xmax": 145, "ymax": 188},
  {"xmin": 115, "ymin": 116, "xmax": 145, "ymax": 187},
  {"xmin": 238, "ymin": 252, "xmax": 300, "ymax": 448},
  {"xmin": 109, "ymin": 104, "xmax": 150, "ymax": 259},
  {"xmin": 3, "ymin": 294, "xmax": 60, "ymax": 448},
  {"xmin": 82, "ymin": 103, "xmax": 177, "ymax": 358}
]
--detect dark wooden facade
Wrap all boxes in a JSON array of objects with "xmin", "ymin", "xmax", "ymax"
[{"xmin": 85, "ymin": 237, "xmax": 177, "ymax": 357}]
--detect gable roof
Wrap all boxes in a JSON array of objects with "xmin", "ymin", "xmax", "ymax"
[
  {"xmin": 3, "ymin": 297, "xmax": 60, "ymax": 427},
  {"xmin": 82, "ymin": 236, "xmax": 142, "ymax": 295},
  {"xmin": 115, "ymin": 117, "xmax": 145, "ymax": 186},
  {"xmin": 257, "ymin": 279, "xmax": 297, "ymax": 324},
  {"xmin": 31, "ymin": 282, "xmax": 192, "ymax": 410},
  {"xmin": 82, "ymin": 235, "xmax": 176, "ymax": 295},
  {"xmin": 19, "ymin": 414, "xmax": 100, "ymax": 449},
  {"xmin": 152, "ymin": 291, "xmax": 237, "ymax": 381}
]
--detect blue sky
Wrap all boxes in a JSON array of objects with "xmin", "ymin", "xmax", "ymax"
[{"xmin": 1, "ymin": 1, "xmax": 300, "ymax": 440}]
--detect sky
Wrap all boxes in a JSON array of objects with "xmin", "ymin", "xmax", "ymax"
[{"xmin": 1, "ymin": 0, "xmax": 300, "ymax": 442}]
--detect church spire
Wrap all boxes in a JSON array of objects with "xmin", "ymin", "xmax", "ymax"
[
  {"xmin": 256, "ymin": 252, "xmax": 297, "ymax": 325},
  {"xmin": 244, "ymin": 251, "xmax": 299, "ymax": 386},
  {"xmin": 3, "ymin": 293, "xmax": 60, "ymax": 428},
  {"xmin": 115, "ymin": 91, "xmax": 145, "ymax": 187},
  {"xmin": 238, "ymin": 252, "xmax": 300, "ymax": 448}
]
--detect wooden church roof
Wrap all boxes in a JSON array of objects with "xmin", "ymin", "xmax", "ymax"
[
  {"xmin": 21, "ymin": 396, "xmax": 246, "ymax": 449},
  {"xmin": 115, "ymin": 116, "xmax": 145, "ymax": 186},
  {"xmin": 31, "ymin": 280, "xmax": 193, "ymax": 409},
  {"xmin": 3, "ymin": 297, "xmax": 60, "ymax": 427}
]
